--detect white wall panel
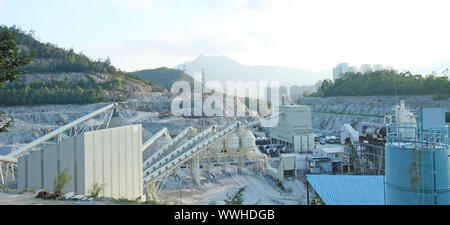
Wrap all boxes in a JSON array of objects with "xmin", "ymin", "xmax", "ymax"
[
  {"xmin": 17, "ymin": 124, "xmax": 143, "ymax": 200},
  {"xmin": 59, "ymin": 138, "xmax": 75, "ymax": 193},
  {"xmin": 43, "ymin": 144, "xmax": 57, "ymax": 192},
  {"xmin": 27, "ymin": 151, "xmax": 42, "ymax": 190},
  {"xmin": 17, "ymin": 156, "xmax": 26, "ymax": 190},
  {"xmin": 110, "ymin": 128, "xmax": 120, "ymax": 199},
  {"xmin": 103, "ymin": 129, "xmax": 112, "ymax": 198},
  {"xmin": 75, "ymin": 135, "xmax": 85, "ymax": 195}
]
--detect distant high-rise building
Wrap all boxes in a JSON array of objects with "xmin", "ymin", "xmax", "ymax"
[
  {"xmin": 333, "ymin": 63, "xmax": 395, "ymax": 80},
  {"xmin": 348, "ymin": 66, "xmax": 358, "ymax": 73},
  {"xmin": 279, "ymin": 85, "xmax": 289, "ymax": 97},
  {"xmin": 385, "ymin": 65, "xmax": 394, "ymax": 71},
  {"xmin": 360, "ymin": 64, "xmax": 373, "ymax": 73},
  {"xmin": 373, "ymin": 64, "xmax": 384, "ymax": 71},
  {"xmin": 333, "ymin": 63, "xmax": 349, "ymax": 80}
]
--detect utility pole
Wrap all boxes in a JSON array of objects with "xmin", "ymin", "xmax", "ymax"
[{"xmin": 306, "ymin": 181, "xmax": 310, "ymax": 205}]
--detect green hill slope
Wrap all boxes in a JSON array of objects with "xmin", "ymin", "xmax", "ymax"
[
  {"xmin": 133, "ymin": 67, "xmax": 194, "ymax": 90},
  {"xmin": 0, "ymin": 25, "xmax": 166, "ymax": 106}
]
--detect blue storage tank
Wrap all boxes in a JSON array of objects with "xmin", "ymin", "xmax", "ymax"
[{"xmin": 385, "ymin": 109, "xmax": 450, "ymax": 205}]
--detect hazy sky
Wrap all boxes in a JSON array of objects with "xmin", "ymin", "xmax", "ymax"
[{"xmin": 1, "ymin": 0, "xmax": 450, "ymax": 73}]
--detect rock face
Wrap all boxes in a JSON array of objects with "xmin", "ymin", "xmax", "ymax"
[
  {"xmin": 0, "ymin": 94, "xmax": 260, "ymax": 146},
  {"xmin": 297, "ymin": 95, "xmax": 450, "ymax": 131}
]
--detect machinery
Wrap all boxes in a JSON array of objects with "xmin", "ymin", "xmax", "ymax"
[
  {"xmin": 359, "ymin": 125, "xmax": 387, "ymax": 146},
  {"xmin": 385, "ymin": 107, "xmax": 449, "ymax": 205},
  {"xmin": 1, "ymin": 101, "xmax": 303, "ymax": 201}
]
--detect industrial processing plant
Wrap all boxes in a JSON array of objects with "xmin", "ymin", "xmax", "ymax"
[
  {"xmin": 2, "ymin": 1, "xmax": 450, "ymax": 210},
  {"xmin": 1, "ymin": 95, "xmax": 449, "ymax": 205}
]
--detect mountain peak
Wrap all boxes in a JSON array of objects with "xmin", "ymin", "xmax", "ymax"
[
  {"xmin": 196, "ymin": 54, "xmax": 206, "ymax": 60},
  {"xmin": 175, "ymin": 55, "xmax": 331, "ymax": 86}
]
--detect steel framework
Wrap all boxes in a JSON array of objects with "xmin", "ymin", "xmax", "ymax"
[{"xmin": 0, "ymin": 103, "xmax": 119, "ymax": 185}]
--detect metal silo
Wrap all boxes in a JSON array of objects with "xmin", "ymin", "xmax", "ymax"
[
  {"xmin": 385, "ymin": 108, "xmax": 450, "ymax": 205},
  {"xmin": 225, "ymin": 133, "xmax": 240, "ymax": 153}
]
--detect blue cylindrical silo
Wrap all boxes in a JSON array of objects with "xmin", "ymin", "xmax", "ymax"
[{"xmin": 385, "ymin": 125, "xmax": 450, "ymax": 205}]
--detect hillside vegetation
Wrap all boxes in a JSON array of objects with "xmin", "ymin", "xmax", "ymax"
[
  {"xmin": 311, "ymin": 70, "xmax": 450, "ymax": 98},
  {"xmin": 0, "ymin": 25, "xmax": 165, "ymax": 106},
  {"xmin": 133, "ymin": 67, "xmax": 194, "ymax": 90}
]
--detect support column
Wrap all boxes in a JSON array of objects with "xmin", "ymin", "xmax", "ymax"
[
  {"xmin": 237, "ymin": 160, "xmax": 242, "ymax": 173},
  {"xmin": 147, "ymin": 182, "xmax": 158, "ymax": 201},
  {"xmin": 0, "ymin": 162, "xmax": 4, "ymax": 185},
  {"xmin": 193, "ymin": 155, "xmax": 200, "ymax": 186},
  {"xmin": 205, "ymin": 160, "xmax": 210, "ymax": 174}
]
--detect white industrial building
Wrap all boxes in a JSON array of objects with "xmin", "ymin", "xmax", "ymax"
[
  {"xmin": 270, "ymin": 102, "xmax": 314, "ymax": 153},
  {"xmin": 18, "ymin": 125, "xmax": 143, "ymax": 200}
]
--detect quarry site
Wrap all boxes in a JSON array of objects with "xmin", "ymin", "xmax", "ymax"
[
  {"xmin": 1, "ymin": 90, "xmax": 449, "ymax": 205},
  {"xmin": 1, "ymin": 15, "xmax": 450, "ymax": 206}
]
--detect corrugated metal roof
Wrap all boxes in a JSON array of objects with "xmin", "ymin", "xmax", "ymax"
[{"xmin": 306, "ymin": 175, "xmax": 385, "ymax": 205}]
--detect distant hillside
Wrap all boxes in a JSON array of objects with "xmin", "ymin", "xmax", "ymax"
[
  {"xmin": 404, "ymin": 59, "xmax": 450, "ymax": 76},
  {"xmin": 0, "ymin": 26, "xmax": 165, "ymax": 106},
  {"xmin": 176, "ymin": 54, "xmax": 331, "ymax": 86},
  {"xmin": 11, "ymin": 26, "xmax": 147, "ymax": 82},
  {"xmin": 133, "ymin": 67, "xmax": 194, "ymax": 90}
]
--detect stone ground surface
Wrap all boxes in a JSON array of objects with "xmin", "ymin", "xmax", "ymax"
[
  {"xmin": 0, "ymin": 169, "xmax": 307, "ymax": 205},
  {"xmin": 159, "ymin": 169, "xmax": 307, "ymax": 205},
  {"xmin": 0, "ymin": 192, "xmax": 119, "ymax": 205}
]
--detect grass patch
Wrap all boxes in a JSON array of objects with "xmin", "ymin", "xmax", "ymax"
[
  {"xmin": 87, "ymin": 182, "xmax": 105, "ymax": 198},
  {"xmin": 53, "ymin": 171, "xmax": 72, "ymax": 196},
  {"xmin": 22, "ymin": 188, "xmax": 36, "ymax": 194},
  {"xmin": 1, "ymin": 184, "xmax": 8, "ymax": 192}
]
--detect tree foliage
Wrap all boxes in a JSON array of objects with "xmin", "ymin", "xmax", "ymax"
[
  {"xmin": 0, "ymin": 26, "xmax": 33, "ymax": 84},
  {"xmin": 0, "ymin": 77, "xmax": 129, "ymax": 106},
  {"xmin": 224, "ymin": 186, "xmax": 246, "ymax": 205},
  {"xmin": 313, "ymin": 70, "xmax": 450, "ymax": 97},
  {"xmin": 0, "ymin": 25, "xmax": 33, "ymax": 132},
  {"xmin": 0, "ymin": 25, "xmax": 166, "ymax": 107},
  {"xmin": 5, "ymin": 25, "xmax": 149, "ymax": 85},
  {"xmin": 134, "ymin": 67, "xmax": 194, "ymax": 90}
]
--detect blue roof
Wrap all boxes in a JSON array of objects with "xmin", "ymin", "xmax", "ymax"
[{"xmin": 306, "ymin": 175, "xmax": 385, "ymax": 205}]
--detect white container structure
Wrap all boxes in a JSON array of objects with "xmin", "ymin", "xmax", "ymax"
[
  {"xmin": 240, "ymin": 130, "xmax": 256, "ymax": 153},
  {"xmin": 18, "ymin": 125, "xmax": 143, "ymax": 200},
  {"xmin": 225, "ymin": 133, "xmax": 240, "ymax": 154},
  {"xmin": 210, "ymin": 139, "xmax": 224, "ymax": 154}
]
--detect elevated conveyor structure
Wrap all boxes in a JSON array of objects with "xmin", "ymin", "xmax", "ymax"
[
  {"xmin": 0, "ymin": 103, "xmax": 119, "ymax": 185},
  {"xmin": 142, "ymin": 121, "xmax": 273, "ymax": 200},
  {"xmin": 3, "ymin": 102, "xmax": 286, "ymax": 200},
  {"xmin": 142, "ymin": 126, "xmax": 195, "ymax": 170},
  {"xmin": 143, "ymin": 125, "xmax": 220, "ymax": 198}
]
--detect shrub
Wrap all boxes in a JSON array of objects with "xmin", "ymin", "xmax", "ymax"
[
  {"xmin": 87, "ymin": 182, "xmax": 105, "ymax": 198},
  {"xmin": 53, "ymin": 171, "xmax": 71, "ymax": 196},
  {"xmin": 224, "ymin": 186, "xmax": 246, "ymax": 205}
]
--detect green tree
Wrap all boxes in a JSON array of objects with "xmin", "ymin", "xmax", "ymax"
[
  {"xmin": 314, "ymin": 70, "xmax": 450, "ymax": 97},
  {"xmin": 224, "ymin": 186, "xmax": 246, "ymax": 205},
  {"xmin": 0, "ymin": 25, "xmax": 32, "ymax": 132}
]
